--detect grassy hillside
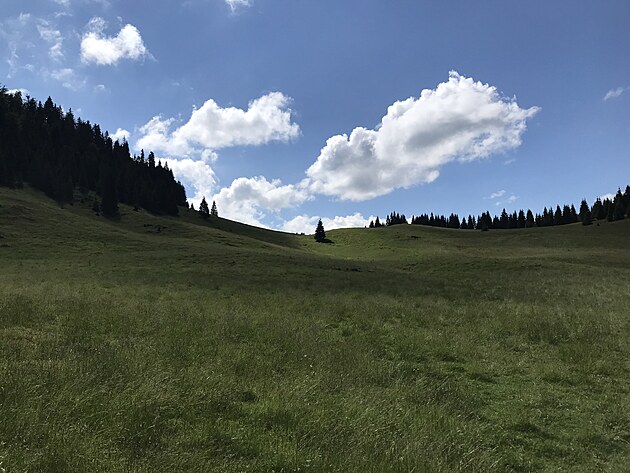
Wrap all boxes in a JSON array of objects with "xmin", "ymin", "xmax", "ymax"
[{"xmin": 1, "ymin": 187, "xmax": 629, "ymax": 472}]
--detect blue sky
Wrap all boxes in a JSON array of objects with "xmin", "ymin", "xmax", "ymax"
[{"xmin": 2, "ymin": 0, "xmax": 629, "ymax": 232}]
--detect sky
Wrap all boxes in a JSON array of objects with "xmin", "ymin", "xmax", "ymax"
[{"xmin": 2, "ymin": 0, "xmax": 629, "ymax": 233}]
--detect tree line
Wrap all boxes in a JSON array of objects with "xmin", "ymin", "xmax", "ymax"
[
  {"xmin": 369, "ymin": 187, "xmax": 630, "ymax": 230},
  {"xmin": 0, "ymin": 88, "xmax": 187, "ymax": 217}
]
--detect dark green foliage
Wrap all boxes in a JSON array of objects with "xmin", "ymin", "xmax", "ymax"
[
  {"xmin": 314, "ymin": 219, "xmax": 326, "ymax": 242},
  {"xmin": 613, "ymin": 189, "xmax": 625, "ymax": 221},
  {"xmin": 526, "ymin": 210, "xmax": 535, "ymax": 228},
  {"xmin": 198, "ymin": 197, "xmax": 210, "ymax": 218},
  {"xmin": 0, "ymin": 89, "xmax": 186, "ymax": 215},
  {"xmin": 579, "ymin": 199, "xmax": 592, "ymax": 225},
  {"xmin": 385, "ymin": 211, "xmax": 407, "ymax": 226},
  {"xmin": 211, "ymin": 200, "xmax": 218, "ymax": 217},
  {"xmin": 406, "ymin": 188, "xmax": 629, "ymax": 232},
  {"xmin": 606, "ymin": 199, "xmax": 614, "ymax": 222},
  {"xmin": 99, "ymin": 167, "xmax": 119, "ymax": 218}
]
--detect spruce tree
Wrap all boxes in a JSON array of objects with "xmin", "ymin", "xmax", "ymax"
[
  {"xmin": 579, "ymin": 199, "xmax": 589, "ymax": 222},
  {"xmin": 525, "ymin": 210, "xmax": 535, "ymax": 228},
  {"xmin": 314, "ymin": 219, "xmax": 326, "ymax": 243},
  {"xmin": 210, "ymin": 200, "xmax": 218, "ymax": 217},
  {"xmin": 613, "ymin": 189, "xmax": 625, "ymax": 221},
  {"xmin": 199, "ymin": 197, "xmax": 210, "ymax": 218}
]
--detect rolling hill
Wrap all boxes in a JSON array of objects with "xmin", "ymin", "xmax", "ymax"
[{"xmin": 1, "ymin": 186, "xmax": 629, "ymax": 472}]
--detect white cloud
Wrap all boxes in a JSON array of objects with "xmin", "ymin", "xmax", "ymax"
[
  {"xmin": 495, "ymin": 194, "xmax": 519, "ymax": 207},
  {"xmin": 305, "ymin": 71, "xmax": 540, "ymax": 201},
  {"xmin": 281, "ymin": 213, "xmax": 376, "ymax": 234},
  {"xmin": 110, "ymin": 128, "xmax": 130, "ymax": 142},
  {"xmin": 80, "ymin": 17, "xmax": 148, "ymax": 66},
  {"xmin": 488, "ymin": 190, "xmax": 506, "ymax": 199},
  {"xmin": 6, "ymin": 88, "xmax": 29, "ymax": 96},
  {"xmin": 50, "ymin": 68, "xmax": 85, "ymax": 89},
  {"xmin": 603, "ymin": 87, "xmax": 626, "ymax": 101},
  {"xmin": 136, "ymin": 92, "xmax": 300, "ymax": 157},
  {"xmin": 225, "ymin": 0, "xmax": 252, "ymax": 12},
  {"xmin": 211, "ymin": 176, "xmax": 308, "ymax": 227},
  {"xmin": 598, "ymin": 193, "xmax": 615, "ymax": 202},
  {"xmin": 94, "ymin": 83, "xmax": 107, "ymax": 92},
  {"xmin": 167, "ymin": 158, "xmax": 217, "ymax": 206},
  {"xmin": 36, "ymin": 20, "xmax": 64, "ymax": 61}
]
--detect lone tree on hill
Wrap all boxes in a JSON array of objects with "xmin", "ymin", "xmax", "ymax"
[
  {"xmin": 211, "ymin": 200, "xmax": 218, "ymax": 217},
  {"xmin": 314, "ymin": 219, "xmax": 326, "ymax": 243},
  {"xmin": 199, "ymin": 197, "xmax": 210, "ymax": 218}
]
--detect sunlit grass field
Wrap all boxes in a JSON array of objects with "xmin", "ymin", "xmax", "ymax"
[{"xmin": 1, "ymin": 187, "xmax": 629, "ymax": 472}]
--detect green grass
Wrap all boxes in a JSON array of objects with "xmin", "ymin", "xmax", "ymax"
[{"xmin": 1, "ymin": 186, "xmax": 629, "ymax": 472}]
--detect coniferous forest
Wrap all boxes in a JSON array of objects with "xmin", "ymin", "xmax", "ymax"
[
  {"xmin": 0, "ymin": 88, "xmax": 187, "ymax": 216},
  {"xmin": 370, "ymin": 189, "xmax": 630, "ymax": 231}
]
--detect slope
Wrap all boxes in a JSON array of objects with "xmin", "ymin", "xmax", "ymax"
[{"xmin": 1, "ymin": 187, "xmax": 629, "ymax": 473}]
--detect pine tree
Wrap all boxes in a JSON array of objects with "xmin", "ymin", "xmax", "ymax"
[
  {"xmin": 199, "ymin": 197, "xmax": 210, "ymax": 218},
  {"xmin": 210, "ymin": 200, "xmax": 218, "ymax": 217},
  {"xmin": 314, "ymin": 219, "xmax": 326, "ymax": 243},
  {"xmin": 606, "ymin": 199, "xmax": 614, "ymax": 221},
  {"xmin": 613, "ymin": 189, "xmax": 625, "ymax": 221},
  {"xmin": 525, "ymin": 210, "xmax": 535, "ymax": 228},
  {"xmin": 554, "ymin": 205, "xmax": 563, "ymax": 225},
  {"xmin": 517, "ymin": 210, "xmax": 526, "ymax": 228}
]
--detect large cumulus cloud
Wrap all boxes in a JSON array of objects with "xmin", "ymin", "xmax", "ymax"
[{"xmin": 305, "ymin": 71, "xmax": 540, "ymax": 201}]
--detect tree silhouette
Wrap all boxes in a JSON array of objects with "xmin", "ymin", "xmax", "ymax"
[
  {"xmin": 199, "ymin": 197, "xmax": 210, "ymax": 218},
  {"xmin": 211, "ymin": 200, "xmax": 218, "ymax": 217},
  {"xmin": 314, "ymin": 219, "xmax": 326, "ymax": 242}
]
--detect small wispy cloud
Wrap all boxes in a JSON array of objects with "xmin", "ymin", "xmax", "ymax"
[
  {"xmin": 495, "ymin": 195, "xmax": 519, "ymax": 207},
  {"xmin": 603, "ymin": 87, "xmax": 626, "ymax": 101},
  {"xmin": 487, "ymin": 190, "xmax": 506, "ymax": 199},
  {"xmin": 36, "ymin": 20, "xmax": 64, "ymax": 61},
  {"xmin": 50, "ymin": 67, "xmax": 85, "ymax": 90},
  {"xmin": 225, "ymin": 0, "xmax": 252, "ymax": 12}
]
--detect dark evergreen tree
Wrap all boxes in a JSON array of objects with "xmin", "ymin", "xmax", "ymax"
[
  {"xmin": 554, "ymin": 205, "xmax": 563, "ymax": 226},
  {"xmin": 605, "ymin": 199, "xmax": 614, "ymax": 222},
  {"xmin": 613, "ymin": 189, "xmax": 625, "ymax": 221},
  {"xmin": 314, "ymin": 219, "xmax": 326, "ymax": 243},
  {"xmin": 593, "ymin": 198, "xmax": 606, "ymax": 220},
  {"xmin": 199, "ymin": 197, "xmax": 210, "ymax": 218},
  {"xmin": 517, "ymin": 210, "xmax": 526, "ymax": 229},
  {"xmin": 211, "ymin": 200, "xmax": 218, "ymax": 217},
  {"xmin": 525, "ymin": 209, "xmax": 535, "ymax": 228},
  {"xmin": 579, "ymin": 199, "xmax": 589, "ymax": 222},
  {"xmin": 99, "ymin": 168, "xmax": 118, "ymax": 218}
]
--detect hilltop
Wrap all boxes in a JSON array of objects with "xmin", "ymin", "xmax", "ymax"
[{"xmin": 1, "ymin": 186, "xmax": 629, "ymax": 472}]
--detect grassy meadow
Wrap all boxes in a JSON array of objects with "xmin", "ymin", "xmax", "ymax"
[{"xmin": 0, "ymin": 186, "xmax": 629, "ymax": 472}]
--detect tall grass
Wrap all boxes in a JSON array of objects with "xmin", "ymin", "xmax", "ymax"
[{"xmin": 1, "ymin": 187, "xmax": 629, "ymax": 471}]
